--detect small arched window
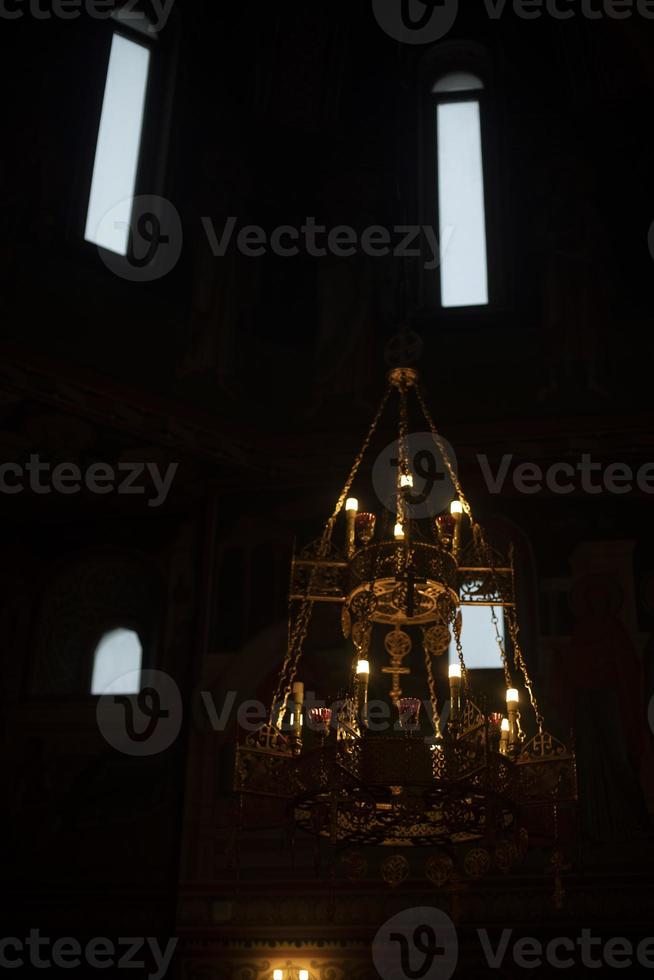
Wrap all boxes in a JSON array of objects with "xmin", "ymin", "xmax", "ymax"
[
  {"xmin": 432, "ymin": 71, "xmax": 489, "ymax": 309},
  {"xmin": 433, "ymin": 71, "xmax": 484, "ymax": 95},
  {"xmin": 91, "ymin": 628, "xmax": 143, "ymax": 695}
]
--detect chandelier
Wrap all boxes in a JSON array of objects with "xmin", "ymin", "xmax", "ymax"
[{"xmin": 235, "ymin": 367, "xmax": 576, "ymax": 881}]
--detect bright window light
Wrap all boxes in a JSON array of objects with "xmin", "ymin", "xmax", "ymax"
[
  {"xmin": 85, "ymin": 33, "xmax": 151, "ymax": 256},
  {"xmin": 91, "ymin": 628, "xmax": 143, "ymax": 694},
  {"xmin": 437, "ymin": 99, "xmax": 488, "ymax": 308},
  {"xmin": 449, "ymin": 600, "xmax": 504, "ymax": 670}
]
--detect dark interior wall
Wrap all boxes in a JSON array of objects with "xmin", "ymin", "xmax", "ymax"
[
  {"xmin": 1, "ymin": 0, "xmax": 654, "ymax": 968},
  {"xmin": 3, "ymin": 3, "xmax": 654, "ymax": 412}
]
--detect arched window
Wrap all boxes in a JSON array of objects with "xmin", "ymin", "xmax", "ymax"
[
  {"xmin": 433, "ymin": 71, "xmax": 484, "ymax": 95},
  {"xmin": 91, "ymin": 628, "xmax": 143, "ymax": 695},
  {"xmin": 432, "ymin": 71, "xmax": 488, "ymax": 309}
]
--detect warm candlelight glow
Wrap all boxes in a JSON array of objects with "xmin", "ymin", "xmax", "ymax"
[
  {"xmin": 273, "ymin": 972, "xmax": 283, "ymax": 980},
  {"xmin": 234, "ymin": 360, "xmax": 575, "ymax": 867},
  {"xmin": 299, "ymin": 972, "xmax": 309, "ymax": 980}
]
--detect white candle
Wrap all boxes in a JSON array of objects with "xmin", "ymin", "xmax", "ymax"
[
  {"xmin": 345, "ymin": 498, "xmax": 358, "ymax": 556},
  {"xmin": 449, "ymin": 663, "xmax": 462, "ymax": 722},
  {"xmin": 506, "ymin": 689, "xmax": 519, "ymax": 754}
]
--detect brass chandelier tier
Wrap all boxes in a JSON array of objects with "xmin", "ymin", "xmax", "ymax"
[{"xmin": 234, "ymin": 367, "xmax": 576, "ymax": 873}]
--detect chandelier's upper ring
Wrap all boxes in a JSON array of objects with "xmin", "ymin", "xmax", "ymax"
[{"xmin": 347, "ymin": 540, "xmax": 458, "ymax": 625}]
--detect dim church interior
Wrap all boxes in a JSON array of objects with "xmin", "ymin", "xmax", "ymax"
[{"xmin": 1, "ymin": 3, "xmax": 654, "ymax": 978}]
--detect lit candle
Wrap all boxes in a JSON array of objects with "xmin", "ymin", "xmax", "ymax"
[
  {"xmin": 292, "ymin": 681, "xmax": 304, "ymax": 741},
  {"xmin": 394, "ymin": 522, "xmax": 405, "ymax": 540},
  {"xmin": 345, "ymin": 497, "xmax": 358, "ymax": 557},
  {"xmin": 450, "ymin": 499, "xmax": 463, "ymax": 559},
  {"xmin": 300, "ymin": 972, "xmax": 309, "ymax": 980},
  {"xmin": 500, "ymin": 717, "xmax": 510, "ymax": 755},
  {"xmin": 356, "ymin": 659, "xmax": 370, "ymax": 724},
  {"xmin": 506, "ymin": 688, "xmax": 519, "ymax": 754},
  {"xmin": 449, "ymin": 663, "xmax": 462, "ymax": 724},
  {"xmin": 273, "ymin": 971, "xmax": 283, "ymax": 980},
  {"xmin": 398, "ymin": 473, "xmax": 412, "ymax": 530}
]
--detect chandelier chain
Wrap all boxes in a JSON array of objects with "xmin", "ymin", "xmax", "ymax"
[
  {"xmin": 322, "ymin": 384, "xmax": 393, "ymax": 548},
  {"xmin": 414, "ymin": 383, "xmax": 473, "ymax": 521},
  {"xmin": 423, "ymin": 639, "xmax": 441, "ymax": 735},
  {"xmin": 270, "ymin": 385, "xmax": 393, "ymax": 724},
  {"xmin": 507, "ymin": 604, "xmax": 543, "ymax": 734},
  {"xmin": 491, "ymin": 603, "xmax": 514, "ymax": 690},
  {"xmin": 415, "ymin": 381, "xmax": 544, "ymax": 730},
  {"xmin": 452, "ymin": 611, "xmax": 470, "ymax": 698}
]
